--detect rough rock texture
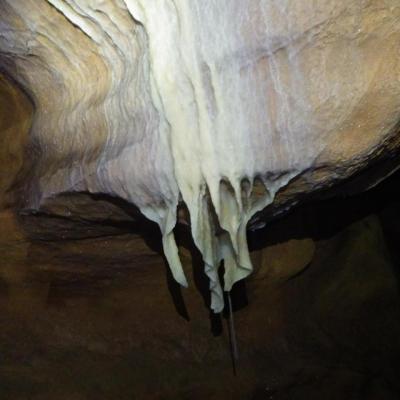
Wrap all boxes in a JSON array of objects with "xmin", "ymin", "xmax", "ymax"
[
  {"xmin": 1, "ymin": 1, "xmax": 400, "ymax": 310},
  {"xmin": 1, "ymin": 171, "xmax": 400, "ymax": 399},
  {"xmin": 0, "ymin": 74, "xmax": 32, "ymax": 208},
  {"xmin": 1, "ymin": 2, "xmax": 400, "ymax": 397},
  {"xmin": 1, "ymin": 69, "xmax": 400, "ymax": 397}
]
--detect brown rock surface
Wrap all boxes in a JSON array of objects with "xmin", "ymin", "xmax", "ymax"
[
  {"xmin": 1, "ymin": 2, "xmax": 400, "ymax": 398},
  {"xmin": 1, "ymin": 171, "xmax": 400, "ymax": 399},
  {"xmin": 0, "ymin": 74, "xmax": 32, "ymax": 208}
]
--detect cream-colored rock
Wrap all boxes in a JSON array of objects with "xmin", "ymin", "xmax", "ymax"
[{"xmin": 1, "ymin": 1, "xmax": 400, "ymax": 311}]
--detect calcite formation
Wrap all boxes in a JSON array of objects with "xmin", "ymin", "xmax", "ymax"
[{"xmin": 1, "ymin": 0, "xmax": 400, "ymax": 312}]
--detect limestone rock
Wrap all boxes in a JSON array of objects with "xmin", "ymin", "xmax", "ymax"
[{"xmin": 1, "ymin": 1, "xmax": 400, "ymax": 310}]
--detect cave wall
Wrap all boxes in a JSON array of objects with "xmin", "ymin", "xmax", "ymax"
[
  {"xmin": 1, "ymin": 4, "xmax": 400, "ymax": 397},
  {"xmin": 1, "ymin": 172, "xmax": 400, "ymax": 399},
  {"xmin": 1, "ymin": 1, "xmax": 400, "ymax": 310},
  {"xmin": 0, "ymin": 74, "xmax": 32, "ymax": 208}
]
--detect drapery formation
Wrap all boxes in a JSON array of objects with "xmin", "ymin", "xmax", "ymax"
[{"xmin": 1, "ymin": 0, "xmax": 400, "ymax": 311}]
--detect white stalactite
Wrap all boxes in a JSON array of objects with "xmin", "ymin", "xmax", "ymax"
[{"xmin": 1, "ymin": 0, "xmax": 400, "ymax": 312}]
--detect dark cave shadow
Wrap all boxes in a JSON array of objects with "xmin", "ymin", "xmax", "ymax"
[
  {"xmin": 20, "ymin": 191, "xmax": 223, "ymax": 328},
  {"xmin": 162, "ymin": 256, "xmax": 190, "ymax": 321},
  {"xmin": 87, "ymin": 193, "xmax": 195, "ymax": 321},
  {"xmin": 173, "ymin": 223, "xmax": 249, "ymax": 335},
  {"xmin": 79, "ymin": 176, "xmax": 400, "ymax": 386},
  {"xmin": 248, "ymin": 168, "xmax": 400, "ymax": 248},
  {"xmin": 20, "ymin": 191, "xmax": 194, "ymax": 320},
  {"xmin": 77, "ymin": 165, "xmax": 400, "ymax": 315},
  {"xmin": 100, "ymin": 193, "xmax": 251, "ymax": 331},
  {"xmin": 174, "ymin": 223, "xmax": 223, "ymax": 335},
  {"xmin": 20, "ymin": 166, "xmax": 400, "ymax": 323},
  {"xmin": 70, "ymin": 193, "xmax": 247, "ymax": 330},
  {"xmin": 248, "ymin": 168, "xmax": 400, "ymax": 297}
]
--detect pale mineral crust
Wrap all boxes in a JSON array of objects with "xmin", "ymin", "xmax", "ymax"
[{"xmin": 1, "ymin": 0, "xmax": 400, "ymax": 311}]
